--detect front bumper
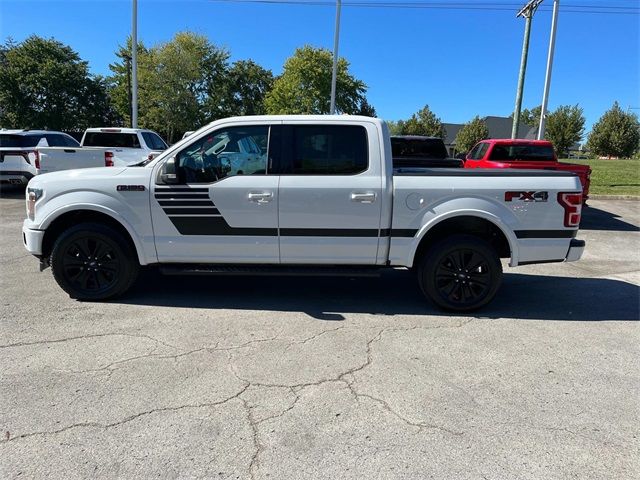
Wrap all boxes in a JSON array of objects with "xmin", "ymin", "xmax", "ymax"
[
  {"xmin": 22, "ymin": 221, "xmax": 45, "ymax": 256},
  {"xmin": 565, "ymin": 238, "xmax": 585, "ymax": 262}
]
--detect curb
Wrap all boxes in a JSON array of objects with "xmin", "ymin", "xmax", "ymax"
[{"xmin": 588, "ymin": 195, "xmax": 640, "ymax": 201}]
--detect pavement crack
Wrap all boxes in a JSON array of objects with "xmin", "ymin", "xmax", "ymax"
[
  {"xmin": 0, "ymin": 332, "xmax": 179, "ymax": 350},
  {"xmin": 1, "ymin": 384, "xmax": 250, "ymax": 444}
]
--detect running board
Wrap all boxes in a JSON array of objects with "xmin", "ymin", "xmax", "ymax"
[{"xmin": 159, "ymin": 264, "xmax": 383, "ymax": 277}]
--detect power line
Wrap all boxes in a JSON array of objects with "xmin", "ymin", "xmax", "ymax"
[{"xmin": 211, "ymin": 0, "xmax": 640, "ymax": 14}]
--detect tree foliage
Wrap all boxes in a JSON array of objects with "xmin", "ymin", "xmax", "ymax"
[
  {"xmin": 264, "ymin": 46, "xmax": 367, "ymax": 115},
  {"xmin": 587, "ymin": 102, "xmax": 640, "ymax": 158},
  {"xmin": 455, "ymin": 116, "xmax": 489, "ymax": 153},
  {"xmin": 221, "ymin": 60, "xmax": 274, "ymax": 116},
  {"xmin": 108, "ymin": 32, "xmax": 230, "ymax": 143},
  {"xmin": 544, "ymin": 105, "xmax": 585, "ymax": 156},
  {"xmin": 521, "ymin": 105, "xmax": 542, "ymax": 128},
  {"xmin": 0, "ymin": 36, "xmax": 117, "ymax": 130},
  {"xmin": 396, "ymin": 105, "xmax": 446, "ymax": 138}
]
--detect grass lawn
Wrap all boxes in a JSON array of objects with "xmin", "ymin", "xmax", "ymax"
[{"xmin": 562, "ymin": 158, "xmax": 640, "ymax": 196}]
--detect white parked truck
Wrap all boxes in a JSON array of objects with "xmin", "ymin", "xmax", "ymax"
[
  {"xmin": 81, "ymin": 127, "xmax": 168, "ymax": 165},
  {"xmin": 22, "ymin": 116, "xmax": 585, "ymax": 311}
]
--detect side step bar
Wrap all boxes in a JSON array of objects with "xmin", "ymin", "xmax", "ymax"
[{"xmin": 159, "ymin": 264, "xmax": 383, "ymax": 277}]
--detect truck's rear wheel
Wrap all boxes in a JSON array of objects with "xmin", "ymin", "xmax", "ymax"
[
  {"xmin": 418, "ymin": 235, "xmax": 502, "ymax": 312},
  {"xmin": 50, "ymin": 223, "xmax": 139, "ymax": 301}
]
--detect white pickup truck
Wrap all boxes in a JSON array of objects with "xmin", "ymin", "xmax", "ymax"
[{"xmin": 22, "ymin": 115, "xmax": 585, "ymax": 311}]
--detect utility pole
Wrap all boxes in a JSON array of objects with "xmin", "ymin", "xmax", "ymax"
[
  {"xmin": 124, "ymin": 55, "xmax": 132, "ymax": 127},
  {"xmin": 131, "ymin": 0, "xmax": 138, "ymax": 128},
  {"xmin": 329, "ymin": 0, "xmax": 342, "ymax": 115},
  {"xmin": 512, "ymin": 0, "xmax": 543, "ymax": 139},
  {"xmin": 538, "ymin": 0, "xmax": 559, "ymax": 140}
]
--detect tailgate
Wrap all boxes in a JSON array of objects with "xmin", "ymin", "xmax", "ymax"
[{"xmin": 37, "ymin": 147, "xmax": 107, "ymax": 174}]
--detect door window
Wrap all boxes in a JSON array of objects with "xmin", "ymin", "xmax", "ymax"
[
  {"xmin": 175, "ymin": 126, "xmax": 269, "ymax": 184},
  {"xmin": 141, "ymin": 131, "xmax": 168, "ymax": 150},
  {"xmin": 281, "ymin": 125, "xmax": 368, "ymax": 175},
  {"xmin": 467, "ymin": 142, "xmax": 489, "ymax": 160}
]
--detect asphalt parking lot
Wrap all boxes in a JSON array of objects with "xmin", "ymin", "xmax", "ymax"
[{"xmin": 1, "ymin": 188, "xmax": 638, "ymax": 479}]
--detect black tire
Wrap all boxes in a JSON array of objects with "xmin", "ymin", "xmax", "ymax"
[
  {"xmin": 418, "ymin": 234, "xmax": 502, "ymax": 312},
  {"xmin": 50, "ymin": 222, "xmax": 139, "ymax": 301}
]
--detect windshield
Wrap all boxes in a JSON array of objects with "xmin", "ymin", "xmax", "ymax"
[
  {"xmin": 489, "ymin": 144, "xmax": 555, "ymax": 161},
  {"xmin": 0, "ymin": 134, "xmax": 42, "ymax": 148}
]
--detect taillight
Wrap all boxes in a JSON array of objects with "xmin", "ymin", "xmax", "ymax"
[
  {"xmin": 105, "ymin": 151, "xmax": 114, "ymax": 167},
  {"xmin": 557, "ymin": 192, "xmax": 582, "ymax": 227},
  {"xmin": 34, "ymin": 150, "xmax": 40, "ymax": 170}
]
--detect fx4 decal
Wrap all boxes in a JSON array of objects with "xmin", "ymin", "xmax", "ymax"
[{"xmin": 505, "ymin": 191, "xmax": 549, "ymax": 202}]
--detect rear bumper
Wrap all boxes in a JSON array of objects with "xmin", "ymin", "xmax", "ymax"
[
  {"xmin": 0, "ymin": 171, "xmax": 34, "ymax": 185},
  {"xmin": 22, "ymin": 222, "xmax": 45, "ymax": 256},
  {"xmin": 565, "ymin": 238, "xmax": 585, "ymax": 262}
]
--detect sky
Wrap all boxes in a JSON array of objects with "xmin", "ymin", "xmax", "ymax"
[{"xmin": 1, "ymin": 0, "xmax": 639, "ymax": 133}]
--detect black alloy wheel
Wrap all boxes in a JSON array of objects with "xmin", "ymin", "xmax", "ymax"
[
  {"xmin": 419, "ymin": 235, "xmax": 502, "ymax": 312},
  {"xmin": 51, "ymin": 223, "xmax": 139, "ymax": 300}
]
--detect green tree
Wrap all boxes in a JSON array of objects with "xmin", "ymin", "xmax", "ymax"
[
  {"xmin": 544, "ymin": 104, "xmax": 585, "ymax": 157},
  {"xmin": 356, "ymin": 98, "xmax": 376, "ymax": 117},
  {"xmin": 264, "ymin": 45, "xmax": 366, "ymax": 114},
  {"xmin": 221, "ymin": 60, "xmax": 274, "ymax": 116},
  {"xmin": 587, "ymin": 102, "xmax": 640, "ymax": 158},
  {"xmin": 398, "ymin": 105, "xmax": 446, "ymax": 138},
  {"xmin": 108, "ymin": 32, "xmax": 230, "ymax": 142},
  {"xmin": 521, "ymin": 105, "xmax": 542, "ymax": 128},
  {"xmin": 455, "ymin": 116, "xmax": 489, "ymax": 153},
  {"xmin": 0, "ymin": 36, "xmax": 117, "ymax": 130},
  {"xmin": 386, "ymin": 120, "xmax": 403, "ymax": 135}
]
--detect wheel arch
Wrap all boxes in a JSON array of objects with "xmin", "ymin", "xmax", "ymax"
[
  {"xmin": 410, "ymin": 211, "xmax": 519, "ymax": 268},
  {"xmin": 41, "ymin": 207, "xmax": 147, "ymax": 265}
]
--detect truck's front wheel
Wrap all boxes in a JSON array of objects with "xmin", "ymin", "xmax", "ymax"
[
  {"xmin": 50, "ymin": 223, "xmax": 139, "ymax": 301},
  {"xmin": 418, "ymin": 235, "xmax": 502, "ymax": 312}
]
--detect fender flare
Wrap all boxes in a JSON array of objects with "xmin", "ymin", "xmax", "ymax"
[
  {"xmin": 41, "ymin": 203, "xmax": 151, "ymax": 266},
  {"xmin": 408, "ymin": 208, "xmax": 520, "ymax": 267}
]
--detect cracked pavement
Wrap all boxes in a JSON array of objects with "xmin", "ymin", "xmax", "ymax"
[{"xmin": 1, "ymin": 190, "xmax": 639, "ymax": 479}]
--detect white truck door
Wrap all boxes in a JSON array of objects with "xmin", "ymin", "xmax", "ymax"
[
  {"xmin": 277, "ymin": 122, "xmax": 383, "ymax": 264},
  {"xmin": 150, "ymin": 124, "xmax": 280, "ymax": 263}
]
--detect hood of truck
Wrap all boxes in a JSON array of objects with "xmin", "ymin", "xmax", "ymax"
[{"xmin": 28, "ymin": 166, "xmax": 152, "ymax": 188}]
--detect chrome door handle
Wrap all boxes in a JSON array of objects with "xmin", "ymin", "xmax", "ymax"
[
  {"xmin": 351, "ymin": 192, "xmax": 376, "ymax": 203},
  {"xmin": 247, "ymin": 191, "xmax": 273, "ymax": 204}
]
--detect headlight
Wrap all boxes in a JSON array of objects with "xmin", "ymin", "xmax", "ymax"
[{"xmin": 26, "ymin": 187, "xmax": 43, "ymax": 221}]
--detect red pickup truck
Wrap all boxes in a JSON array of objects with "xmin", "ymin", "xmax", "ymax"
[{"xmin": 464, "ymin": 139, "xmax": 591, "ymax": 203}]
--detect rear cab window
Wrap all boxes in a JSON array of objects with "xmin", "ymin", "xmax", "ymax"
[
  {"xmin": 83, "ymin": 132, "xmax": 141, "ymax": 148},
  {"xmin": 279, "ymin": 125, "xmax": 368, "ymax": 175},
  {"xmin": 0, "ymin": 135, "xmax": 44, "ymax": 148},
  {"xmin": 489, "ymin": 144, "xmax": 555, "ymax": 161},
  {"xmin": 391, "ymin": 138, "xmax": 447, "ymax": 159},
  {"xmin": 141, "ymin": 132, "xmax": 168, "ymax": 151}
]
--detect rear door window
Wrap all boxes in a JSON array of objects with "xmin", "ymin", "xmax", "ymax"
[
  {"xmin": 83, "ymin": 132, "xmax": 141, "ymax": 148},
  {"xmin": 467, "ymin": 142, "xmax": 489, "ymax": 160},
  {"xmin": 280, "ymin": 125, "xmax": 368, "ymax": 175}
]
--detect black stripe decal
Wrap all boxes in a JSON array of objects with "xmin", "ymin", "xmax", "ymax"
[
  {"xmin": 280, "ymin": 228, "xmax": 379, "ymax": 237},
  {"xmin": 158, "ymin": 200, "xmax": 215, "ymax": 207},
  {"xmin": 514, "ymin": 230, "xmax": 577, "ymax": 239},
  {"xmin": 155, "ymin": 193, "xmax": 211, "ymax": 199},
  {"xmin": 155, "ymin": 187, "xmax": 209, "ymax": 192},
  {"xmin": 387, "ymin": 229, "xmax": 418, "ymax": 238},
  {"xmin": 163, "ymin": 207, "xmax": 220, "ymax": 215},
  {"xmin": 170, "ymin": 216, "xmax": 277, "ymax": 236}
]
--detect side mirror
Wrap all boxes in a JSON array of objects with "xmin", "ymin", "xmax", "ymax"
[{"xmin": 160, "ymin": 156, "xmax": 179, "ymax": 184}]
